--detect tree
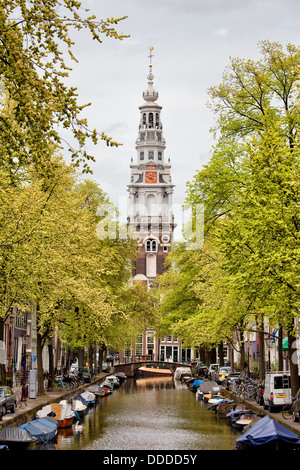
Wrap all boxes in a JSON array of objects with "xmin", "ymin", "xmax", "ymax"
[{"xmin": 0, "ymin": 1, "xmax": 128, "ymax": 174}]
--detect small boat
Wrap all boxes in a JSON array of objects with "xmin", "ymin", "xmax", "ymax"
[
  {"xmin": 233, "ymin": 413, "xmax": 257, "ymax": 431},
  {"xmin": 60, "ymin": 399, "xmax": 87, "ymax": 421},
  {"xmin": 196, "ymin": 380, "xmax": 220, "ymax": 400},
  {"xmin": 75, "ymin": 390, "xmax": 96, "ymax": 406},
  {"xmin": 227, "ymin": 408, "xmax": 257, "ymax": 430},
  {"xmin": 37, "ymin": 403, "xmax": 75, "ymax": 428},
  {"xmin": 207, "ymin": 394, "xmax": 226, "ymax": 405},
  {"xmin": 20, "ymin": 416, "xmax": 58, "ymax": 443},
  {"xmin": 105, "ymin": 375, "xmax": 121, "ymax": 388},
  {"xmin": 190, "ymin": 379, "xmax": 206, "ymax": 393},
  {"xmin": 215, "ymin": 401, "xmax": 236, "ymax": 418},
  {"xmin": 174, "ymin": 367, "xmax": 192, "ymax": 381},
  {"xmin": 0, "ymin": 427, "xmax": 38, "ymax": 450},
  {"xmin": 87, "ymin": 384, "xmax": 106, "ymax": 398},
  {"xmin": 137, "ymin": 365, "xmax": 172, "ymax": 376},
  {"xmin": 101, "ymin": 381, "xmax": 114, "ymax": 392},
  {"xmin": 114, "ymin": 372, "xmax": 127, "ymax": 383},
  {"xmin": 235, "ymin": 415, "xmax": 300, "ymax": 450}
]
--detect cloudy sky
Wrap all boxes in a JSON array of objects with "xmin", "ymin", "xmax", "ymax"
[{"xmin": 63, "ymin": 0, "xmax": 300, "ymax": 240}]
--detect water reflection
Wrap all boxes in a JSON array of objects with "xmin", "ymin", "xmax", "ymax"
[{"xmin": 54, "ymin": 377, "xmax": 240, "ymax": 451}]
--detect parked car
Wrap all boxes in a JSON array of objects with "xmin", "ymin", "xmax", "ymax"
[
  {"xmin": 195, "ymin": 363, "xmax": 208, "ymax": 377},
  {"xmin": 263, "ymin": 372, "xmax": 291, "ymax": 412},
  {"xmin": 0, "ymin": 386, "xmax": 17, "ymax": 416},
  {"xmin": 215, "ymin": 366, "xmax": 231, "ymax": 385},
  {"xmin": 225, "ymin": 371, "xmax": 241, "ymax": 390},
  {"xmin": 208, "ymin": 363, "xmax": 219, "ymax": 379}
]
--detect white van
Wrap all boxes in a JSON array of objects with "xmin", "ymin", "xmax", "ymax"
[{"xmin": 263, "ymin": 372, "xmax": 291, "ymax": 412}]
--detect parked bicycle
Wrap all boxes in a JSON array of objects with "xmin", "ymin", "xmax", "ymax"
[{"xmin": 281, "ymin": 391, "xmax": 300, "ymax": 422}]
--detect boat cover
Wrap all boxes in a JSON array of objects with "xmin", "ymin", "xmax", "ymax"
[
  {"xmin": 199, "ymin": 381, "xmax": 219, "ymax": 393},
  {"xmin": 236, "ymin": 415, "xmax": 300, "ymax": 447},
  {"xmin": 20, "ymin": 417, "xmax": 58, "ymax": 443},
  {"xmin": 0, "ymin": 427, "xmax": 37, "ymax": 443},
  {"xmin": 191, "ymin": 379, "xmax": 206, "ymax": 388}
]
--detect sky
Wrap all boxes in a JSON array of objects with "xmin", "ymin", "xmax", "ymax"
[{"xmin": 62, "ymin": 0, "xmax": 300, "ymax": 240}]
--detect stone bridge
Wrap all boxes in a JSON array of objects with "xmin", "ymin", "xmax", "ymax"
[{"xmin": 113, "ymin": 361, "xmax": 189, "ymax": 378}]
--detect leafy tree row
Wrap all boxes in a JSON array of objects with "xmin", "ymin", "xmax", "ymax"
[
  {"xmin": 157, "ymin": 41, "xmax": 300, "ymax": 395},
  {"xmin": 0, "ymin": 2, "xmax": 156, "ymax": 394}
]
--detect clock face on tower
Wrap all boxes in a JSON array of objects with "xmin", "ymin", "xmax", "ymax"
[{"xmin": 145, "ymin": 171, "xmax": 157, "ymax": 183}]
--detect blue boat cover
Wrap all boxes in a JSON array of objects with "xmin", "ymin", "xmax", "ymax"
[
  {"xmin": 236, "ymin": 415, "xmax": 300, "ymax": 447},
  {"xmin": 191, "ymin": 379, "xmax": 206, "ymax": 388},
  {"xmin": 20, "ymin": 417, "xmax": 58, "ymax": 443}
]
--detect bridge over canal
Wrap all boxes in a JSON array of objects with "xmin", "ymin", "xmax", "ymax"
[{"xmin": 113, "ymin": 360, "xmax": 190, "ymax": 378}]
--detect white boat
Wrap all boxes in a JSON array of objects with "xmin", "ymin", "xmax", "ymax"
[
  {"xmin": 174, "ymin": 367, "xmax": 192, "ymax": 381},
  {"xmin": 80, "ymin": 390, "xmax": 96, "ymax": 405},
  {"xmin": 37, "ymin": 403, "xmax": 75, "ymax": 428},
  {"xmin": 105, "ymin": 375, "xmax": 121, "ymax": 388},
  {"xmin": 60, "ymin": 399, "xmax": 87, "ymax": 421}
]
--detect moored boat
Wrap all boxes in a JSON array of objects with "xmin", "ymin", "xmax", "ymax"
[
  {"xmin": 114, "ymin": 372, "xmax": 127, "ymax": 383},
  {"xmin": 87, "ymin": 384, "xmax": 106, "ymax": 398},
  {"xmin": 60, "ymin": 399, "xmax": 87, "ymax": 421},
  {"xmin": 0, "ymin": 427, "xmax": 38, "ymax": 450},
  {"xmin": 79, "ymin": 390, "xmax": 96, "ymax": 406},
  {"xmin": 20, "ymin": 416, "xmax": 58, "ymax": 443},
  {"xmin": 37, "ymin": 403, "xmax": 75, "ymax": 428},
  {"xmin": 105, "ymin": 375, "xmax": 121, "ymax": 388},
  {"xmin": 137, "ymin": 365, "xmax": 172, "ymax": 376},
  {"xmin": 235, "ymin": 415, "xmax": 300, "ymax": 450}
]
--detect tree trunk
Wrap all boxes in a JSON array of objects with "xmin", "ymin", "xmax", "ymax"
[
  {"xmin": 218, "ymin": 342, "xmax": 224, "ymax": 366},
  {"xmin": 257, "ymin": 314, "xmax": 265, "ymax": 381},
  {"xmin": 278, "ymin": 326, "xmax": 283, "ymax": 372},
  {"xmin": 36, "ymin": 331, "xmax": 45, "ymax": 395},
  {"xmin": 78, "ymin": 347, "xmax": 85, "ymax": 368},
  {"xmin": 48, "ymin": 341, "xmax": 54, "ymax": 391}
]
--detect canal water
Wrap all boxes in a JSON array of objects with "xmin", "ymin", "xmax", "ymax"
[{"xmin": 53, "ymin": 376, "xmax": 241, "ymax": 451}]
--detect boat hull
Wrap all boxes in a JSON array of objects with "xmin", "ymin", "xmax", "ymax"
[{"xmin": 137, "ymin": 366, "xmax": 172, "ymax": 376}]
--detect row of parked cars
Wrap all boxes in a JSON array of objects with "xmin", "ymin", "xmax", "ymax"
[{"xmin": 193, "ymin": 362, "xmax": 238, "ymax": 388}]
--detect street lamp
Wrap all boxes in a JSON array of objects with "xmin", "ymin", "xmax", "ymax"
[
  {"xmin": 21, "ymin": 334, "xmax": 29, "ymax": 403},
  {"xmin": 265, "ymin": 335, "xmax": 273, "ymax": 372}
]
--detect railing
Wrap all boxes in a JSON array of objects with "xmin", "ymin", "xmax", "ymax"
[{"xmin": 112, "ymin": 355, "xmax": 190, "ymax": 365}]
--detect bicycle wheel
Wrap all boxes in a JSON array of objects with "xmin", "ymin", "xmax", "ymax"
[{"xmin": 282, "ymin": 405, "xmax": 293, "ymax": 419}]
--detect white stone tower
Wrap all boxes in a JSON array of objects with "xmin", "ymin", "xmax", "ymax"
[{"xmin": 127, "ymin": 47, "xmax": 176, "ymax": 286}]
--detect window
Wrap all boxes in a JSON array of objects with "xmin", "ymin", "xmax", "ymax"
[
  {"xmin": 149, "ymin": 112, "xmax": 153, "ymax": 128},
  {"xmin": 158, "ymin": 151, "xmax": 162, "ymax": 160},
  {"xmin": 140, "ymin": 151, "xmax": 144, "ymax": 160},
  {"xmin": 136, "ymin": 334, "xmax": 143, "ymax": 356},
  {"xmin": 146, "ymin": 240, "xmax": 157, "ymax": 252},
  {"xmin": 148, "ymin": 151, "xmax": 154, "ymax": 160}
]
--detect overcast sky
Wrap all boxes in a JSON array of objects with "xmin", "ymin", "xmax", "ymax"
[{"xmin": 63, "ymin": 0, "xmax": 300, "ymax": 240}]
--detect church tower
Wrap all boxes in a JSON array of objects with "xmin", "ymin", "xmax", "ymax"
[
  {"xmin": 127, "ymin": 48, "xmax": 176, "ymax": 287},
  {"xmin": 123, "ymin": 48, "xmax": 182, "ymax": 363}
]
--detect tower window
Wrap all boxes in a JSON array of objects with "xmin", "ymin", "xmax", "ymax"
[
  {"xmin": 140, "ymin": 151, "xmax": 144, "ymax": 160},
  {"xmin": 158, "ymin": 152, "xmax": 162, "ymax": 160},
  {"xmin": 155, "ymin": 113, "xmax": 159, "ymax": 128},
  {"xmin": 149, "ymin": 151, "xmax": 154, "ymax": 160},
  {"xmin": 149, "ymin": 113, "xmax": 153, "ymax": 128},
  {"xmin": 146, "ymin": 239, "xmax": 157, "ymax": 252}
]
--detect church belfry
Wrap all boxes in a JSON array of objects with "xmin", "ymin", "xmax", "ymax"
[{"xmin": 127, "ymin": 47, "xmax": 176, "ymax": 285}]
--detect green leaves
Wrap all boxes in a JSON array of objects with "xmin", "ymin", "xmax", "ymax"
[{"xmin": 0, "ymin": 1, "xmax": 129, "ymax": 173}]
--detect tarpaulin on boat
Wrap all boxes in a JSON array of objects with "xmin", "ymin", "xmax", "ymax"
[
  {"xmin": 20, "ymin": 417, "xmax": 58, "ymax": 443},
  {"xmin": 236, "ymin": 415, "xmax": 300, "ymax": 449},
  {"xmin": 191, "ymin": 379, "xmax": 206, "ymax": 388}
]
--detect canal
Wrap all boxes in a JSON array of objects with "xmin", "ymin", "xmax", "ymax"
[{"xmin": 50, "ymin": 376, "xmax": 241, "ymax": 451}]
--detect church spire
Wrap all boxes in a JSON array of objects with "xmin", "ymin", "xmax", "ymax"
[{"xmin": 143, "ymin": 47, "xmax": 158, "ymax": 102}]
